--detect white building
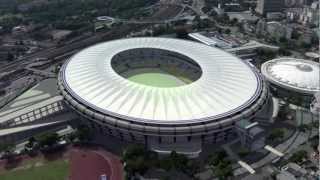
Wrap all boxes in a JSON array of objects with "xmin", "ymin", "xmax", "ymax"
[
  {"xmin": 261, "ymin": 58, "xmax": 319, "ymax": 106},
  {"xmin": 58, "ymin": 37, "xmax": 270, "ymax": 156}
]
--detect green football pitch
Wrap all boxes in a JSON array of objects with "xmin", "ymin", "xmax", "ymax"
[
  {"xmin": 125, "ymin": 68, "xmax": 191, "ymax": 87},
  {"xmin": 0, "ymin": 159, "xmax": 69, "ymax": 180}
]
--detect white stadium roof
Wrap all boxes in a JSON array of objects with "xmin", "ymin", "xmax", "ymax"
[
  {"xmin": 261, "ymin": 58, "xmax": 320, "ymax": 94},
  {"xmin": 61, "ymin": 38, "xmax": 261, "ymax": 124}
]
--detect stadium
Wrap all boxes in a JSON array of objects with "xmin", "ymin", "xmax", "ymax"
[
  {"xmin": 261, "ymin": 58, "xmax": 320, "ymax": 107},
  {"xmin": 58, "ymin": 38, "xmax": 270, "ymax": 155}
]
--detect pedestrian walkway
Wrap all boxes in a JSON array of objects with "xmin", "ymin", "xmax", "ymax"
[
  {"xmin": 264, "ymin": 145, "xmax": 284, "ymax": 157},
  {"xmin": 233, "ymin": 131, "xmax": 305, "ymax": 176},
  {"xmin": 238, "ymin": 161, "xmax": 255, "ymax": 174}
]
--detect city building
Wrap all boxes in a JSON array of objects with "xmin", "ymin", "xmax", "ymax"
[
  {"xmin": 256, "ymin": 19, "xmax": 267, "ymax": 36},
  {"xmin": 305, "ymin": 52, "xmax": 320, "ymax": 61},
  {"xmin": 94, "ymin": 16, "xmax": 115, "ymax": 31},
  {"xmin": 227, "ymin": 12, "xmax": 259, "ymax": 23},
  {"xmin": 285, "ymin": 0, "xmax": 313, "ymax": 7},
  {"xmin": 58, "ymin": 37, "xmax": 270, "ymax": 157},
  {"xmin": 286, "ymin": 2, "xmax": 319, "ymax": 26},
  {"xmin": 310, "ymin": 92, "xmax": 320, "ymax": 114},
  {"xmin": 50, "ymin": 30, "xmax": 72, "ymax": 41},
  {"xmin": 256, "ymin": 0, "xmax": 285, "ymax": 15},
  {"xmin": 235, "ymin": 120, "xmax": 265, "ymax": 151},
  {"xmin": 277, "ymin": 163, "xmax": 308, "ymax": 180},
  {"xmin": 188, "ymin": 32, "xmax": 239, "ymax": 49},
  {"xmin": 261, "ymin": 58, "xmax": 319, "ymax": 107},
  {"xmin": 266, "ymin": 21, "xmax": 293, "ymax": 40}
]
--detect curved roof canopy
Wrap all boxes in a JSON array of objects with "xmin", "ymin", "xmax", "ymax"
[
  {"xmin": 261, "ymin": 58, "xmax": 320, "ymax": 94},
  {"xmin": 61, "ymin": 38, "xmax": 261, "ymax": 124}
]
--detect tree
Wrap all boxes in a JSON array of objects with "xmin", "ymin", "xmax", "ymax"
[
  {"xmin": 0, "ymin": 89, "xmax": 5, "ymax": 96},
  {"xmin": 25, "ymin": 136, "xmax": 37, "ymax": 150},
  {"xmin": 0, "ymin": 143, "xmax": 14, "ymax": 153},
  {"xmin": 225, "ymin": 28, "xmax": 231, "ymax": 34},
  {"xmin": 212, "ymin": 159, "xmax": 233, "ymax": 179},
  {"xmin": 208, "ymin": 150, "xmax": 227, "ymax": 166},
  {"xmin": 277, "ymin": 104, "xmax": 291, "ymax": 120},
  {"xmin": 309, "ymin": 135, "xmax": 319, "ymax": 152},
  {"xmin": 37, "ymin": 132, "xmax": 59, "ymax": 148},
  {"xmin": 238, "ymin": 147, "xmax": 250, "ymax": 158},
  {"xmin": 298, "ymin": 124, "xmax": 311, "ymax": 133},
  {"xmin": 170, "ymin": 151, "xmax": 188, "ymax": 170},
  {"xmin": 289, "ymin": 150, "xmax": 307, "ymax": 163},
  {"xmin": 230, "ymin": 18, "xmax": 238, "ymax": 25},
  {"xmin": 122, "ymin": 145, "xmax": 155, "ymax": 176},
  {"xmin": 208, "ymin": 150, "xmax": 233, "ymax": 179},
  {"xmin": 76, "ymin": 125, "xmax": 91, "ymax": 141},
  {"xmin": 175, "ymin": 27, "xmax": 188, "ymax": 39},
  {"xmin": 278, "ymin": 47, "xmax": 292, "ymax": 56},
  {"xmin": 268, "ymin": 128, "xmax": 285, "ymax": 142},
  {"xmin": 0, "ymin": 143, "xmax": 15, "ymax": 162},
  {"xmin": 256, "ymin": 49, "xmax": 277, "ymax": 62}
]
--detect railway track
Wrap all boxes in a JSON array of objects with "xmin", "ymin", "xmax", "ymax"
[{"xmin": 0, "ymin": 24, "xmax": 144, "ymax": 74}]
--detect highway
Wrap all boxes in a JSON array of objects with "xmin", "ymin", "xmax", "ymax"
[{"xmin": 0, "ymin": 24, "xmax": 144, "ymax": 74}]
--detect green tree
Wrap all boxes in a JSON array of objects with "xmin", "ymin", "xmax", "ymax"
[
  {"xmin": 25, "ymin": 136, "xmax": 37, "ymax": 150},
  {"xmin": 76, "ymin": 125, "xmax": 91, "ymax": 141},
  {"xmin": 298, "ymin": 124, "xmax": 311, "ymax": 132},
  {"xmin": 122, "ymin": 145, "xmax": 155, "ymax": 176},
  {"xmin": 37, "ymin": 132, "xmax": 59, "ymax": 148},
  {"xmin": 238, "ymin": 147, "xmax": 250, "ymax": 158},
  {"xmin": 208, "ymin": 150, "xmax": 227, "ymax": 166},
  {"xmin": 175, "ymin": 27, "xmax": 188, "ymax": 39},
  {"xmin": 268, "ymin": 128, "xmax": 285, "ymax": 142},
  {"xmin": 212, "ymin": 159, "xmax": 233, "ymax": 179},
  {"xmin": 225, "ymin": 28, "xmax": 231, "ymax": 34},
  {"xmin": 289, "ymin": 150, "xmax": 307, "ymax": 163},
  {"xmin": 0, "ymin": 143, "xmax": 15, "ymax": 162}
]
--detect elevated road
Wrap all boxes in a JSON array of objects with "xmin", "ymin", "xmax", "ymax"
[{"xmin": 0, "ymin": 24, "xmax": 144, "ymax": 74}]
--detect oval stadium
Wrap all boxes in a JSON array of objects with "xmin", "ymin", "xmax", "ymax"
[{"xmin": 58, "ymin": 37, "xmax": 270, "ymax": 156}]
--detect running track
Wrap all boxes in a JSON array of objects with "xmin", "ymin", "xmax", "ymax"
[{"xmin": 69, "ymin": 148, "xmax": 123, "ymax": 180}]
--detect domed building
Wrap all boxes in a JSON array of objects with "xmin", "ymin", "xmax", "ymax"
[
  {"xmin": 261, "ymin": 57, "xmax": 319, "ymax": 107},
  {"xmin": 58, "ymin": 38, "xmax": 270, "ymax": 156}
]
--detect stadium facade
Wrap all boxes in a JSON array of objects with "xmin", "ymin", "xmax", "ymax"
[
  {"xmin": 261, "ymin": 58, "xmax": 320, "ymax": 107},
  {"xmin": 58, "ymin": 38, "xmax": 270, "ymax": 156}
]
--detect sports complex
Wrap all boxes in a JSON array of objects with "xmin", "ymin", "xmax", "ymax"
[
  {"xmin": 58, "ymin": 37, "xmax": 270, "ymax": 155},
  {"xmin": 261, "ymin": 57, "xmax": 320, "ymax": 107}
]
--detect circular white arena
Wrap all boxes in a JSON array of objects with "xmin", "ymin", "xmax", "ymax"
[
  {"xmin": 261, "ymin": 58, "xmax": 319, "ymax": 106},
  {"xmin": 58, "ymin": 38, "xmax": 269, "ymax": 152}
]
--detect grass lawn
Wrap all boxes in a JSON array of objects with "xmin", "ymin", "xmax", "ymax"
[
  {"xmin": 125, "ymin": 68, "xmax": 192, "ymax": 87},
  {"xmin": 0, "ymin": 159, "xmax": 69, "ymax": 180}
]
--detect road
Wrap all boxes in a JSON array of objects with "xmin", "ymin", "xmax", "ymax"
[{"xmin": 0, "ymin": 24, "xmax": 144, "ymax": 74}]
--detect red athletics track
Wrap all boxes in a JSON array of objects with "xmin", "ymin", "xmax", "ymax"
[{"xmin": 69, "ymin": 148, "xmax": 123, "ymax": 180}]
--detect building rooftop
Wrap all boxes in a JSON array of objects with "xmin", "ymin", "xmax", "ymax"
[
  {"xmin": 261, "ymin": 58, "xmax": 320, "ymax": 94},
  {"xmin": 60, "ymin": 37, "xmax": 262, "ymax": 123}
]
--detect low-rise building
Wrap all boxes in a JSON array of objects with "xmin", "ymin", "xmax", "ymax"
[
  {"xmin": 286, "ymin": 2, "xmax": 319, "ymax": 26},
  {"xmin": 227, "ymin": 11, "xmax": 259, "ymax": 23},
  {"xmin": 266, "ymin": 21, "xmax": 293, "ymax": 40},
  {"xmin": 50, "ymin": 30, "xmax": 72, "ymax": 41},
  {"xmin": 310, "ymin": 92, "xmax": 320, "ymax": 115},
  {"xmin": 235, "ymin": 119, "xmax": 265, "ymax": 151},
  {"xmin": 188, "ymin": 32, "xmax": 239, "ymax": 49},
  {"xmin": 278, "ymin": 163, "xmax": 308, "ymax": 180}
]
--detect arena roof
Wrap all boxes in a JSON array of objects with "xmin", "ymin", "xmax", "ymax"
[
  {"xmin": 261, "ymin": 58, "xmax": 320, "ymax": 94},
  {"xmin": 60, "ymin": 38, "xmax": 262, "ymax": 124}
]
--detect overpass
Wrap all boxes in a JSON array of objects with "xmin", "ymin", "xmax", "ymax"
[{"xmin": 226, "ymin": 41, "xmax": 279, "ymax": 54}]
